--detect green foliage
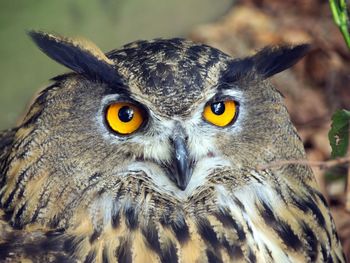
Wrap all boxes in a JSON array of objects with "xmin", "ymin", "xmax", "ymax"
[
  {"xmin": 329, "ymin": 0, "xmax": 350, "ymax": 49},
  {"xmin": 329, "ymin": 109, "xmax": 350, "ymax": 158}
]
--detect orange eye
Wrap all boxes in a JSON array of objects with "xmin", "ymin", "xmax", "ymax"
[
  {"xmin": 106, "ymin": 102, "xmax": 144, "ymax": 135},
  {"xmin": 203, "ymin": 100, "xmax": 237, "ymax": 127}
]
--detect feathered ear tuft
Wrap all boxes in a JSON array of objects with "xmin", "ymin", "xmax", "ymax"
[
  {"xmin": 253, "ymin": 44, "xmax": 311, "ymax": 78},
  {"xmin": 222, "ymin": 44, "xmax": 310, "ymax": 83},
  {"xmin": 28, "ymin": 31, "xmax": 123, "ymax": 85}
]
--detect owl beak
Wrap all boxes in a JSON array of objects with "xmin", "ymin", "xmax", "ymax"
[{"xmin": 171, "ymin": 124, "xmax": 192, "ymax": 190}]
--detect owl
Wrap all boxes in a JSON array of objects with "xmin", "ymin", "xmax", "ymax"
[{"xmin": 0, "ymin": 31, "xmax": 345, "ymax": 263}]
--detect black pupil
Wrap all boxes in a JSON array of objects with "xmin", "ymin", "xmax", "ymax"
[
  {"xmin": 118, "ymin": 106, "xmax": 134, "ymax": 122},
  {"xmin": 211, "ymin": 102, "xmax": 225, "ymax": 115}
]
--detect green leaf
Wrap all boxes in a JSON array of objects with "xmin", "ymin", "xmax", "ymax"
[{"xmin": 328, "ymin": 109, "xmax": 350, "ymax": 158}]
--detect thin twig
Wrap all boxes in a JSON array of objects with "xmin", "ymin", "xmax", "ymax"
[
  {"xmin": 329, "ymin": 0, "xmax": 350, "ymax": 49},
  {"xmin": 257, "ymin": 155, "xmax": 350, "ymax": 170}
]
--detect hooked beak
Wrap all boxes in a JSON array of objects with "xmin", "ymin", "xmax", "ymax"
[{"xmin": 170, "ymin": 123, "xmax": 192, "ymax": 190}]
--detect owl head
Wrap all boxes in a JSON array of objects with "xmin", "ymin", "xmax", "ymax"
[{"xmin": 1, "ymin": 31, "xmax": 310, "ymax": 232}]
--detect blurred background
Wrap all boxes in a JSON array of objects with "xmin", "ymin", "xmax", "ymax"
[{"xmin": 1, "ymin": 0, "xmax": 350, "ymax": 258}]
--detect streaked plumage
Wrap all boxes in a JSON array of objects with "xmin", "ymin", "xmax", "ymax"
[{"xmin": 0, "ymin": 31, "xmax": 345, "ymax": 262}]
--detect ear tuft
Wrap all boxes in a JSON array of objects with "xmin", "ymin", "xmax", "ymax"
[
  {"xmin": 253, "ymin": 44, "xmax": 311, "ymax": 78},
  {"xmin": 221, "ymin": 44, "xmax": 311, "ymax": 83},
  {"xmin": 221, "ymin": 57, "xmax": 254, "ymax": 83},
  {"xmin": 28, "ymin": 30, "xmax": 123, "ymax": 85}
]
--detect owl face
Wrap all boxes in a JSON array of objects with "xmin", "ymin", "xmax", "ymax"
[
  {"xmin": 0, "ymin": 32, "xmax": 310, "ymax": 230},
  {"xmin": 1, "ymin": 32, "xmax": 346, "ymax": 263}
]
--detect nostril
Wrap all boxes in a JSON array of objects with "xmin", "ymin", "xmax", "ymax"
[{"xmin": 207, "ymin": 151, "xmax": 215, "ymax": 158}]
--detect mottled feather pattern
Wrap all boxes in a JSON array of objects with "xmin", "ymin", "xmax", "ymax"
[
  {"xmin": 0, "ymin": 165, "xmax": 344, "ymax": 262},
  {"xmin": 0, "ymin": 32, "xmax": 345, "ymax": 262}
]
